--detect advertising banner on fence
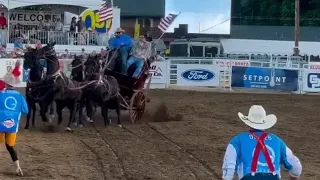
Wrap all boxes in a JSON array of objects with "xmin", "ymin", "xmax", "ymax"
[
  {"xmin": 176, "ymin": 64, "xmax": 220, "ymax": 86},
  {"xmin": 214, "ymin": 59, "xmax": 250, "ymax": 71},
  {"xmin": 302, "ymin": 70, "xmax": 320, "ymax": 92},
  {"xmin": 0, "ymin": 59, "xmax": 25, "ymax": 87},
  {"xmin": 231, "ymin": 66, "xmax": 298, "ymax": 91},
  {"xmin": 149, "ymin": 61, "xmax": 167, "ymax": 84}
]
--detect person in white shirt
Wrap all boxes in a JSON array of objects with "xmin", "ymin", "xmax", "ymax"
[{"xmin": 54, "ymin": 18, "xmax": 63, "ymax": 31}]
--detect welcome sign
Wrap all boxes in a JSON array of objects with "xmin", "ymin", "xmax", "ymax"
[{"xmin": 7, "ymin": 11, "xmax": 62, "ymax": 25}]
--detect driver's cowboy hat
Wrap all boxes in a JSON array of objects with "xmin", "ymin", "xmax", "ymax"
[
  {"xmin": 115, "ymin": 27, "xmax": 125, "ymax": 33},
  {"xmin": 238, "ymin": 105, "xmax": 277, "ymax": 130}
]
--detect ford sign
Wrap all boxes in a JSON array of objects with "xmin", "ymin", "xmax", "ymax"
[{"xmin": 181, "ymin": 69, "xmax": 215, "ymax": 81}]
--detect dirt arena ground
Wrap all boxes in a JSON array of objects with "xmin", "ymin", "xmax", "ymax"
[{"xmin": 0, "ymin": 88, "xmax": 319, "ymax": 180}]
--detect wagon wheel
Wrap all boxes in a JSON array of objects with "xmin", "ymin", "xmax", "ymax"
[{"xmin": 129, "ymin": 91, "xmax": 146, "ymax": 123}]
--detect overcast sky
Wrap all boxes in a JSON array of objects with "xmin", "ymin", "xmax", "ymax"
[{"xmin": 165, "ymin": 0, "xmax": 231, "ymax": 34}]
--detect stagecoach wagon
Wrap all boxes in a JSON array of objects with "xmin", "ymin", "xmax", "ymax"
[{"xmin": 105, "ymin": 62, "xmax": 152, "ymax": 123}]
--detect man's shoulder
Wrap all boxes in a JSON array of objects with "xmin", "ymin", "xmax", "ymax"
[{"xmin": 122, "ymin": 34, "xmax": 132, "ymax": 39}]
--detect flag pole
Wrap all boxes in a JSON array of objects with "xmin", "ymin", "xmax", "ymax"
[
  {"xmin": 154, "ymin": 11, "xmax": 181, "ymax": 45},
  {"xmin": 7, "ymin": 0, "xmax": 9, "ymax": 44}
]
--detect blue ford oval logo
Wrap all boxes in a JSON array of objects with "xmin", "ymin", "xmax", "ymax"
[{"xmin": 181, "ymin": 69, "xmax": 215, "ymax": 81}]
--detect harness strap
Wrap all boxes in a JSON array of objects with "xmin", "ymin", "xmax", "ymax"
[{"xmin": 249, "ymin": 130, "xmax": 276, "ymax": 176}]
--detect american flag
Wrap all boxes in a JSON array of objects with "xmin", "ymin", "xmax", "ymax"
[
  {"xmin": 99, "ymin": 2, "xmax": 113, "ymax": 22},
  {"xmin": 158, "ymin": 13, "xmax": 178, "ymax": 33}
]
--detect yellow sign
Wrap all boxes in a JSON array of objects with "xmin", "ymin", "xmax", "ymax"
[
  {"xmin": 134, "ymin": 24, "xmax": 140, "ymax": 39},
  {"xmin": 81, "ymin": 9, "xmax": 112, "ymax": 33},
  {"xmin": 165, "ymin": 48, "xmax": 170, "ymax": 55}
]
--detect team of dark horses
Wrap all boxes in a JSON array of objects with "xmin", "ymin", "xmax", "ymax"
[{"xmin": 23, "ymin": 42, "xmax": 124, "ymax": 131}]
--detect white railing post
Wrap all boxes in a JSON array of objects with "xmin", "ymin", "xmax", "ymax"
[
  {"xmin": 166, "ymin": 59, "xmax": 171, "ymax": 88},
  {"xmin": 87, "ymin": 32, "xmax": 90, "ymax": 45},
  {"xmin": 67, "ymin": 32, "xmax": 70, "ymax": 45}
]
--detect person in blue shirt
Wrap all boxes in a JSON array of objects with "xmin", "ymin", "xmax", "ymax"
[
  {"xmin": 0, "ymin": 77, "xmax": 28, "ymax": 176},
  {"xmin": 109, "ymin": 27, "xmax": 133, "ymax": 74},
  {"xmin": 222, "ymin": 105, "xmax": 302, "ymax": 180}
]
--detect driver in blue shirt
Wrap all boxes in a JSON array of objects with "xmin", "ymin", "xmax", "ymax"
[
  {"xmin": 109, "ymin": 27, "xmax": 133, "ymax": 74},
  {"xmin": 0, "ymin": 77, "xmax": 28, "ymax": 176}
]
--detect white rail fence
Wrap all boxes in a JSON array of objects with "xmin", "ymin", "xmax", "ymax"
[{"xmin": 2, "ymin": 57, "xmax": 320, "ymax": 94}]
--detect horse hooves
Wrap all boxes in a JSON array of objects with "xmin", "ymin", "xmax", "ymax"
[
  {"xmin": 65, "ymin": 127, "xmax": 72, "ymax": 131},
  {"xmin": 118, "ymin": 124, "xmax": 123, "ymax": 128},
  {"xmin": 48, "ymin": 119, "xmax": 53, "ymax": 124},
  {"xmin": 49, "ymin": 114, "xmax": 55, "ymax": 119},
  {"xmin": 73, "ymin": 123, "xmax": 78, "ymax": 127},
  {"xmin": 78, "ymin": 124, "xmax": 83, "ymax": 128},
  {"xmin": 43, "ymin": 122, "xmax": 50, "ymax": 126}
]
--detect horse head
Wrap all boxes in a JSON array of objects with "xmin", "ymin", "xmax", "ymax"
[
  {"xmin": 84, "ymin": 55, "xmax": 100, "ymax": 80},
  {"xmin": 38, "ymin": 42, "xmax": 60, "ymax": 76},
  {"xmin": 23, "ymin": 49, "xmax": 44, "ymax": 82},
  {"xmin": 70, "ymin": 55, "xmax": 84, "ymax": 81},
  {"xmin": 23, "ymin": 49, "xmax": 40, "ymax": 70}
]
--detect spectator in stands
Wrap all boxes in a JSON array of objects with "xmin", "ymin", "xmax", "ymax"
[
  {"xmin": 12, "ymin": 38, "xmax": 23, "ymax": 58},
  {"xmin": 55, "ymin": 18, "xmax": 63, "ymax": 31},
  {"xmin": 88, "ymin": 28, "xmax": 97, "ymax": 45},
  {"xmin": 29, "ymin": 27, "xmax": 37, "ymax": 41},
  {"xmin": 13, "ymin": 38, "xmax": 23, "ymax": 51},
  {"xmin": 43, "ymin": 18, "xmax": 51, "ymax": 31},
  {"xmin": 145, "ymin": 31, "xmax": 152, "ymax": 42},
  {"xmin": 0, "ymin": 44, "xmax": 7, "ymax": 57},
  {"xmin": 76, "ymin": 17, "xmax": 84, "ymax": 32},
  {"xmin": 70, "ymin": 17, "xmax": 76, "ymax": 32},
  {"xmin": 126, "ymin": 35, "xmax": 151, "ymax": 77},
  {"xmin": 10, "ymin": 27, "xmax": 21, "ymax": 43},
  {"xmin": 109, "ymin": 27, "xmax": 133, "ymax": 74},
  {"xmin": 0, "ymin": 27, "xmax": 7, "ymax": 45},
  {"xmin": 35, "ymin": 40, "xmax": 42, "ymax": 49},
  {"xmin": 80, "ymin": 48, "xmax": 87, "ymax": 59},
  {"xmin": 38, "ymin": 19, "xmax": 44, "ymax": 30},
  {"xmin": 0, "ymin": 12, "xmax": 7, "ymax": 28},
  {"xmin": 77, "ymin": 29, "xmax": 87, "ymax": 45},
  {"xmin": 100, "ymin": 48, "xmax": 107, "ymax": 57}
]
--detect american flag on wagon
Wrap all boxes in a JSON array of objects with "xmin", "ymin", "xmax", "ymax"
[
  {"xmin": 99, "ymin": 2, "xmax": 113, "ymax": 22},
  {"xmin": 158, "ymin": 13, "xmax": 178, "ymax": 33}
]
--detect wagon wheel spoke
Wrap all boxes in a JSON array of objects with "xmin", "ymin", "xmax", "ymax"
[
  {"xmin": 129, "ymin": 91, "xmax": 146, "ymax": 123},
  {"xmin": 131, "ymin": 110, "xmax": 137, "ymax": 121}
]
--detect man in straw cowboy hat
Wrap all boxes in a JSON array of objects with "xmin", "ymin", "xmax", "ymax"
[
  {"xmin": 109, "ymin": 27, "xmax": 133, "ymax": 73},
  {"xmin": 0, "ymin": 59, "xmax": 28, "ymax": 176},
  {"xmin": 222, "ymin": 105, "xmax": 302, "ymax": 180}
]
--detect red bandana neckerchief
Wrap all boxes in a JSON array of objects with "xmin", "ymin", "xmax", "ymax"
[{"xmin": 249, "ymin": 129, "xmax": 275, "ymax": 176}]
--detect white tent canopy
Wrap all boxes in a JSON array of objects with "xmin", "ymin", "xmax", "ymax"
[
  {"xmin": 221, "ymin": 39, "xmax": 320, "ymax": 56},
  {"xmin": 0, "ymin": 0, "xmax": 103, "ymax": 10}
]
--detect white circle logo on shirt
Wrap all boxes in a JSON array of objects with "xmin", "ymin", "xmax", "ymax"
[
  {"xmin": 4, "ymin": 96, "xmax": 17, "ymax": 110},
  {"xmin": 252, "ymin": 145, "xmax": 275, "ymax": 166}
]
